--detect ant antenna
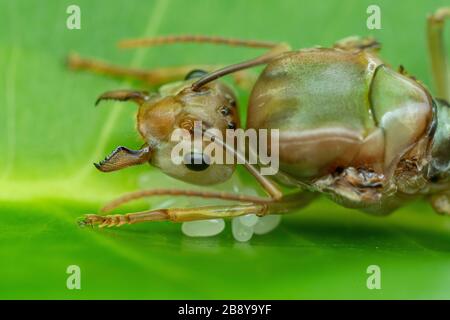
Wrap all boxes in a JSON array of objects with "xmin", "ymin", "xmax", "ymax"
[
  {"xmin": 191, "ymin": 42, "xmax": 289, "ymax": 90},
  {"xmin": 191, "ymin": 55, "xmax": 272, "ymax": 90},
  {"xmin": 118, "ymin": 35, "xmax": 278, "ymax": 49}
]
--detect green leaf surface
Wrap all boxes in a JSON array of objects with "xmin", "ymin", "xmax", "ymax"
[{"xmin": 1, "ymin": 0, "xmax": 450, "ymax": 299}]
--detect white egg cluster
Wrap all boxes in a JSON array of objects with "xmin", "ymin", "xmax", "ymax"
[
  {"xmin": 181, "ymin": 214, "xmax": 281, "ymax": 242},
  {"xmin": 181, "ymin": 219, "xmax": 225, "ymax": 237}
]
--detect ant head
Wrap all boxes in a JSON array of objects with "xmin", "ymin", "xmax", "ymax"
[
  {"xmin": 136, "ymin": 71, "xmax": 240, "ymax": 185},
  {"xmin": 94, "ymin": 35, "xmax": 281, "ymax": 185}
]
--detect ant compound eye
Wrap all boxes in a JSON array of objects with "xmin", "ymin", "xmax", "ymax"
[
  {"xmin": 185, "ymin": 69, "xmax": 208, "ymax": 80},
  {"xmin": 183, "ymin": 152, "xmax": 210, "ymax": 171}
]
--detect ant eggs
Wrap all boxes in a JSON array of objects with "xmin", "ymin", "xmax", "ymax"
[
  {"xmin": 181, "ymin": 219, "xmax": 225, "ymax": 237},
  {"xmin": 232, "ymin": 218, "xmax": 254, "ymax": 242},
  {"xmin": 254, "ymin": 214, "xmax": 281, "ymax": 235},
  {"xmin": 181, "ymin": 214, "xmax": 282, "ymax": 241}
]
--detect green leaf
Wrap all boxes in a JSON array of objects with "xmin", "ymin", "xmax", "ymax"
[{"xmin": 1, "ymin": 0, "xmax": 450, "ymax": 299}]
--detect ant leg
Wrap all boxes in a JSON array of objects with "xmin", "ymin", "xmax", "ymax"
[
  {"xmin": 427, "ymin": 7, "xmax": 450, "ymax": 101},
  {"xmin": 118, "ymin": 35, "xmax": 290, "ymax": 90},
  {"xmin": 118, "ymin": 35, "xmax": 281, "ymax": 50},
  {"xmin": 81, "ymin": 204, "xmax": 266, "ymax": 227},
  {"xmin": 67, "ymin": 53, "xmax": 254, "ymax": 90},
  {"xmin": 79, "ymin": 191, "xmax": 316, "ymax": 227},
  {"xmin": 67, "ymin": 53, "xmax": 221, "ymax": 87},
  {"xmin": 100, "ymin": 189, "xmax": 274, "ymax": 213}
]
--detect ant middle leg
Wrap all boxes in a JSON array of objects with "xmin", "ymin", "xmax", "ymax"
[{"xmin": 427, "ymin": 7, "xmax": 450, "ymax": 101}]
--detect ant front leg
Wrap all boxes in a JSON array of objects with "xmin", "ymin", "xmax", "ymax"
[
  {"xmin": 81, "ymin": 204, "xmax": 267, "ymax": 228},
  {"xmin": 427, "ymin": 7, "xmax": 450, "ymax": 101},
  {"xmin": 78, "ymin": 191, "xmax": 316, "ymax": 228}
]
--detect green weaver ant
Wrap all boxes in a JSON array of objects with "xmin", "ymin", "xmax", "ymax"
[{"xmin": 69, "ymin": 8, "xmax": 450, "ymax": 228}]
